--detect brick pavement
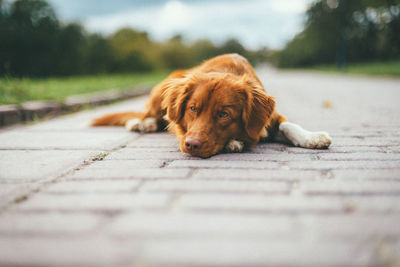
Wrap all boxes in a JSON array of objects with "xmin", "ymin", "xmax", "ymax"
[{"xmin": 0, "ymin": 68, "xmax": 399, "ymax": 267}]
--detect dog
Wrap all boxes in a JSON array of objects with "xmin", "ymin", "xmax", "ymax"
[{"xmin": 92, "ymin": 54, "xmax": 331, "ymax": 158}]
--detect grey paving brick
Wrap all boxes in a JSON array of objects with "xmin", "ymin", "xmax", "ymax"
[
  {"xmin": 192, "ymin": 168, "xmax": 324, "ymax": 181},
  {"xmin": 85, "ymin": 159, "xmax": 165, "ymax": 169},
  {"xmin": 140, "ymin": 179, "xmax": 289, "ymax": 194},
  {"xmin": 299, "ymin": 214, "xmax": 400, "ymax": 242},
  {"xmin": 108, "ymin": 212, "xmax": 298, "ymax": 238},
  {"xmin": 0, "ymin": 131, "xmax": 136, "ymax": 150},
  {"xmin": 0, "ymin": 150, "xmax": 102, "ymax": 181},
  {"xmin": 0, "ymin": 236, "xmax": 134, "ymax": 267},
  {"xmin": 0, "ymin": 150, "xmax": 103, "ymax": 205},
  {"xmin": 127, "ymin": 134, "xmax": 179, "ymax": 148},
  {"xmin": 15, "ymin": 192, "xmax": 170, "ymax": 212},
  {"xmin": 178, "ymin": 194, "xmax": 346, "ymax": 214},
  {"xmin": 136, "ymin": 239, "xmax": 374, "ymax": 267},
  {"xmin": 208, "ymin": 152, "xmax": 315, "ymax": 161},
  {"xmin": 340, "ymin": 196, "xmax": 400, "ymax": 213},
  {"xmin": 168, "ymin": 159, "xmax": 282, "ymax": 169},
  {"xmin": 44, "ymin": 180, "xmax": 141, "ymax": 194},
  {"xmin": 318, "ymin": 152, "xmax": 400, "ymax": 161},
  {"xmin": 287, "ymin": 160, "xmax": 400, "ymax": 170},
  {"xmin": 106, "ymin": 148, "xmax": 188, "ymax": 160},
  {"xmin": 331, "ymin": 137, "xmax": 400, "ymax": 146},
  {"xmin": 301, "ymin": 180, "xmax": 400, "ymax": 195},
  {"xmin": 67, "ymin": 167, "xmax": 192, "ymax": 180},
  {"xmin": 0, "ymin": 212, "xmax": 102, "ymax": 235},
  {"xmin": 332, "ymin": 169, "xmax": 400, "ymax": 181}
]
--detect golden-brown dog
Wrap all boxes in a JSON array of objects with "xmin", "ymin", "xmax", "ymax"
[{"xmin": 92, "ymin": 54, "xmax": 331, "ymax": 158}]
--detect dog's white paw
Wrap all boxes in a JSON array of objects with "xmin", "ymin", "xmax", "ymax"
[
  {"xmin": 125, "ymin": 118, "xmax": 141, "ymax": 131},
  {"xmin": 225, "ymin": 139, "xmax": 244, "ymax": 153},
  {"xmin": 125, "ymin": 117, "xmax": 157, "ymax": 133},
  {"xmin": 279, "ymin": 122, "xmax": 331, "ymax": 149},
  {"xmin": 302, "ymin": 131, "xmax": 332, "ymax": 149}
]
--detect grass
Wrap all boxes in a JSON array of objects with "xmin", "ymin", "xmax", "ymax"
[
  {"xmin": 310, "ymin": 60, "xmax": 400, "ymax": 77},
  {"xmin": 0, "ymin": 71, "xmax": 168, "ymax": 105}
]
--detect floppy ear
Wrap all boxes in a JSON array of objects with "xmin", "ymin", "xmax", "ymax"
[
  {"xmin": 242, "ymin": 77, "xmax": 275, "ymax": 141},
  {"xmin": 161, "ymin": 77, "xmax": 193, "ymax": 123}
]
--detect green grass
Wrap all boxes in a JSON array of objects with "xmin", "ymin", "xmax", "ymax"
[
  {"xmin": 310, "ymin": 61, "xmax": 400, "ymax": 77},
  {"xmin": 0, "ymin": 71, "xmax": 168, "ymax": 105}
]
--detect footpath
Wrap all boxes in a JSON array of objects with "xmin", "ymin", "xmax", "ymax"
[{"xmin": 0, "ymin": 68, "xmax": 399, "ymax": 266}]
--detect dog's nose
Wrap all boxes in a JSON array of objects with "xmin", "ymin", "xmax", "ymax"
[{"xmin": 184, "ymin": 137, "xmax": 202, "ymax": 152}]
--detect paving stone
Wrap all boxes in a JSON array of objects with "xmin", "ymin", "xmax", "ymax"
[
  {"xmin": 179, "ymin": 194, "xmax": 347, "ymax": 214},
  {"xmin": 44, "ymin": 180, "xmax": 141, "ymax": 194},
  {"xmin": 287, "ymin": 160, "xmax": 400, "ymax": 170},
  {"xmin": 140, "ymin": 179, "xmax": 290, "ymax": 194},
  {"xmin": 0, "ymin": 236, "xmax": 135, "ymax": 267},
  {"xmin": 318, "ymin": 152, "xmax": 400, "ymax": 161},
  {"xmin": 67, "ymin": 167, "xmax": 192, "ymax": 180},
  {"xmin": 15, "ymin": 192, "xmax": 170, "ymax": 212},
  {"xmin": 0, "ymin": 150, "xmax": 103, "ymax": 205},
  {"xmin": 136, "ymin": 239, "xmax": 374, "ymax": 267},
  {"xmin": 332, "ymin": 169, "xmax": 400, "ymax": 181},
  {"xmin": 127, "ymin": 134, "xmax": 179, "ymax": 148},
  {"xmin": 192, "ymin": 168, "xmax": 323, "ymax": 181},
  {"xmin": 0, "ymin": 150, "xmax": 102, "ymax": 181},
  {"xmin": 85, "ymin": 159, "xmax": 165, "ymax": 169},
  {"xmin": 108, "ymin": 211, "xmax": 299, "ymax": 238},
  {"xmin": 298, "ymin": 214, "xmax": 400, "ymax": 242},
  {"xmin": 168, "ymin": 159, "xmax": 282, "ymax": 169},
  {"xmin": 301, "ymin": 180, "xmax": 400, "ymax": 196},
  {"xmin": 331, "ymin": 137, "xmax": 400, "ymax": 146},
  {"xmin": 0, "ymin": 131, "xmax": 136, "ymax": 150},
  {"xmin": 0, "ymin": 212, "xmax": 102, "ymax": 235},
  {"xmin": 106, "ymin": 149, "xmax": 189, "ymax": 160},
  {"xmin": 208, "ymin": 152, "xmax": 315, "ymax": 161}
]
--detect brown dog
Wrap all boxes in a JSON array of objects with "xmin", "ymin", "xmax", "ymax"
[{"xmin": 92, "ymin": 54, "xmax": 331, "ymax": 158}]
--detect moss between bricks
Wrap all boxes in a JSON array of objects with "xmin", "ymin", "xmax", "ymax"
[{"xmin": 91, "ymin": 153, "xmax": 109, "ymax": 161}]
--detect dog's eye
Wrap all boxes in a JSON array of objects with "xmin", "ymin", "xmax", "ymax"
[
  {"xmin": 190, "ymin": 106, "xmax": 197, "ymax": 112},
  {"xmin": 218, "ymin": 111, "xmax": 229, "ymax": 118}
]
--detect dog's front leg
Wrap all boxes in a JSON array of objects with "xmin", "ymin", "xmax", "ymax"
[
  {"xmin": 278, "ymin": 121, "xmax": 332, "ymax": 149},
  {"xmin": 225, "ymin": 139, "xmax": 244, "ymax": 153}
]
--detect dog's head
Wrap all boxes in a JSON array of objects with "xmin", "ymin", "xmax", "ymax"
[{"xmin": 162, "ymin": 72, "xmax": 275, "ymax": 158}]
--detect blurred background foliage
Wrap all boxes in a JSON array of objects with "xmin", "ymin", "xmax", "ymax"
[
  {"xmin": 275, "ymin": 0, "xmax": 400, "ymax": 68},
  {"xmin": 0, "ymin": 0, "xmax": 399, "ymax": 78},
  {"xmin": 0, "ymin": 0, "xmax": 267, "ymax": 77}
]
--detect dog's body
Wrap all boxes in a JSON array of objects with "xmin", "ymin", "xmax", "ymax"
[{"xmin": 92, "ymin": 54, "xmax": 331, "ymax": 158}]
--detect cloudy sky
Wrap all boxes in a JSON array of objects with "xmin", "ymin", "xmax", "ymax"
[{"xmin": 46, "ymin": 0, "xmax": 315, "ymax": 50}]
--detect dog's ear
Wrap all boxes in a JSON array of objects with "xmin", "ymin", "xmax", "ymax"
[
  {"xmin": 162, "ymin": 76, "xmax": 194, "ymax": 123},
  {"xmin": 241, "ymin": 76, "xmax": 275, "ymax": 141}
]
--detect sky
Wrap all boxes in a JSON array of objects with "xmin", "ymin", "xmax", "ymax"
[{"xmin": 46, "ymin": 0, "xmax": 315, "ymax": 50}]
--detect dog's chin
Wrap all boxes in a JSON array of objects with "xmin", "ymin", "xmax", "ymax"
[{"xmin": 180, "ymin": 144, "xmax": 221, "ymax": 158}]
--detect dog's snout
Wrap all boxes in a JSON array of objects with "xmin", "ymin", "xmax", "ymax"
[{"xmin": 184, "ymin": 137, "xmax": 202, "ymax": 152}]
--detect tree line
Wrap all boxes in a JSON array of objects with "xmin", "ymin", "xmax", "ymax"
[
  {"xmin": 275, "ymin": 0, "xmax": 400, "ymax": 68},
  {"xmin": 0, "ymin": 0, "xmax": 268, "ymax": 77}
]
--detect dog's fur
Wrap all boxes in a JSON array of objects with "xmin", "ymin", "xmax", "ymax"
[{"xmin": 92, "ymin": 54, "xmax": 331, "ymax": 158}]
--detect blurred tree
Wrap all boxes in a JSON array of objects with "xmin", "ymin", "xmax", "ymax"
[
  {"xmin": 0, "ymin": 0, "xmax": 60, "ymax": 76},
  {"xmin": 276, "ymin": 0, "xmax": 400, "ymax": 68},
  {"xmin": 190, "ymin": 39, "xmax": 220, "ymax": 64},
  {"xmin": 85, "ymin": 33, "xmax": 114, "ymax": 74},
  {"xmin": 109, "ymin": 28, "xmax": 154, "ymax": 72},
  {"xmin": 160, "ymin": 35, "xmax": 193, "ymax": 69},
  {"xmin": 218, "ymin": 38, "xmax": 247, "ymax": 57},
  {"xmin": 53, "ymin": 23, "xmax": 87, "ymax": 75},
  {"xmin": 0, "ymin": 0, "xmax": 265, "ymax": 77}
]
